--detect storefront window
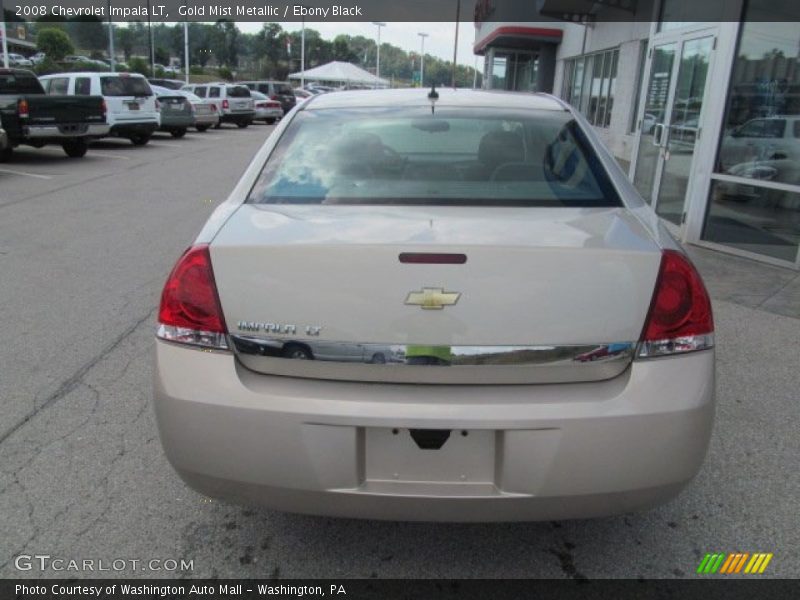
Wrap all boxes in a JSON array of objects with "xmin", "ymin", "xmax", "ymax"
[
  {"xmin": 562, "ymin": 48, "xmax": 619, "ymax": 128},
  {"xmin": 702, "ymin": 6, "xmax": 800, "ymax": 263}
]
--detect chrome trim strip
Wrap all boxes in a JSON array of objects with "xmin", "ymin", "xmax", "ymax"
[{"xmin": 230, "ymin": 335, "xmax": 635, "ymax": 385}]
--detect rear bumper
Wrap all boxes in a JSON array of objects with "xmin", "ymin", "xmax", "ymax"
[
  {"xmin": 110, "ymin": 122, "xmax": 159, "ymax": 137},
  {"xmin": 23, "ymin": 123, "xmax": 110, "ymax": 139},
  {"xmin": 159, "ymin": 115, "xmax": 194, "ymax": 129},
  {"xmin": 220, "ymin": 111, "xmax": 255, "ymax": 123},
  {"xmin": 255, "ymin": 108, "xmax": 283, "ymax": 119},
  {"xmin": 153, "ymin": 341, "xmax": 715, "ymax": 521},
  {"xmin": 193, "ymin": 113, "xmax": 219, "ymax": 126}
]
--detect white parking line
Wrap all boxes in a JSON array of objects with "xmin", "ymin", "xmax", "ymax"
[
  {"xmin": 148, "ymin": 142, "xmax": 184, "ymax": 149},
  {"xmin": 86, "ymin": 151, "xmax": 132, "ymax": 160},
  {"xmin": 0, "ymin": 168, "xmax": 53, "ymax": 180}
]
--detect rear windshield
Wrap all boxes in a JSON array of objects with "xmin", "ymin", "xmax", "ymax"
[
  {"xmin": 100, "ymin": 76, "xmax": 152, "ymax": 97},
  {"xmin": 0, "ymin": 73, "xmax": 44, "ymax": 94},
  {"xmin": 247, "ymin": 107, "xmax": 620, "ymax": 207},
  {"xmin": 227, "ymin": 86, "xmax": 250, "ymax": 98}
]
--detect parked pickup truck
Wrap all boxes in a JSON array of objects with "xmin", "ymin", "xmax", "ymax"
[{"xmin": 0, "ymin": 68, "xmax": 109, "ymax": 160}]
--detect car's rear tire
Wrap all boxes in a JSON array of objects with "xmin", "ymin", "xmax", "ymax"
[
  {"xmin": 196, "ymin": 125, "xmax": 210, "ymax": 132},
  {"xmin": 237, "ymin": 121, "xmax": 250, "ymax": 129},
  {"xmin": 214, "ymin": 122, "xmax": 222, "ymax": 130},
  {"xmin": 62, "ymin": 139, "xmax": 89, "ymax": 158},
  {"xmin": 170, "ymin": 128, "xmax": 187, "ymax": 138},
  {"xmin": 0, "ymin": 147, "xmax": 13, "ymax": 162},
  {"xmin": 266, "ymin": 118, "xmax": 276, "ymax": 125},
  {"xmin": 130, "ymin": 134, "xmax": 151, "ymax": 146}
]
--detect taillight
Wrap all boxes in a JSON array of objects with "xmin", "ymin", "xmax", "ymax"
[
  {"xmin": 637, "ymin": 250, "xmax": 714, "ymax": 358},
  {"xmin": 18, "ymin": 99, "xmax": 29, "ymax": 119},
  {"xmin": 157, "ymin": 245, "xmax": 228, "ymax": 350},
  {"xmin": 210, "ymin": 104, "xmax": 217, "ymax": 111},
  {"xmin": 222, "ymin": 99, "xmax": 229, "ymax": 110},
  {"xmin": 101, "ymin": 99, "xmax": 107, "ymax": 120}
]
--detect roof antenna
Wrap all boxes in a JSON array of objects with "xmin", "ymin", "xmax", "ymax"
[{"xmin": 428, "ymin": 84, "xmax": 439, "ymax": 114}]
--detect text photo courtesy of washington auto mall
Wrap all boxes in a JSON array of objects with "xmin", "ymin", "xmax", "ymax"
[{"xmin": 1, "ymin": 0, "xmax": 799, "ymax": 598}]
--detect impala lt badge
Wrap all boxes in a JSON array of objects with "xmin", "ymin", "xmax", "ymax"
[
  {"xmin": 237, "ymin": 321, "xmax": 322, "ymax": 336},
  {"xmin": 405, "ymin": 287, "xmax": 461, "ymax": 310}
]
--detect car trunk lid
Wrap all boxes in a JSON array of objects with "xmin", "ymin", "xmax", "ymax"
[{"xmin": 210, "ymin": 204, "xmax": 662, "ymax": 384}]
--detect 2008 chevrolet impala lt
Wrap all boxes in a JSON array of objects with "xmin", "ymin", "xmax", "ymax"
[{"xmin": 153, "ymin": 89, "xmax": 715, "ymax": 521}]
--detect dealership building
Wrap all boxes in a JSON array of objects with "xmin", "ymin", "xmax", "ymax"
[{"xmin": 475, "ymin": 0, "xmax": 800, "ymax": 269}]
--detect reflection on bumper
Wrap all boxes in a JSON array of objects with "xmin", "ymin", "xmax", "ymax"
[
  {"xmin": 230, "ymin": 334, "xmax": 636, "ymax": 384},
  {"xmin": 24, "ymin": 123, "xmax": 110, "ymax": 138},
  {"xmin": 153, "ymin": 340, "xmax": 715, "ymax": 521}
]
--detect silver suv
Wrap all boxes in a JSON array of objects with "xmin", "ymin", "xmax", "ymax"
[{"xmin": 181, "ymin": 83, "xmax": 255, "ymax": 128}]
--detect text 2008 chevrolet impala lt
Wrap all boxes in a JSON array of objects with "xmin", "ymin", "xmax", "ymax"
[{"xmin": 153, "ymin": 89, "xmax": 714, "ymax": 521}]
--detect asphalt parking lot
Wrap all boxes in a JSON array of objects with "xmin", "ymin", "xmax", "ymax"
[{"xmin": 0, "ymin": 123, "xmax": 798, "ymax": 580}]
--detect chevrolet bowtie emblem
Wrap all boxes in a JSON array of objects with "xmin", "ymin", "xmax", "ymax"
[{"xmin": 405, "ymin": 287, "xmax": 461, "ymax": 310}]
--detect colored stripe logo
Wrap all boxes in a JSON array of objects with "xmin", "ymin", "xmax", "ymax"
[{"xmin": 697, "ymin": 552, "xmax": 773, "ymax": 574}]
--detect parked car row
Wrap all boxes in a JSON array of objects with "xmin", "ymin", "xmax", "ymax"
[
  {"xmin": 1, "ymin": 68, "xmax": 108, "ymax": 159},
  {"xmin": 1, "ymin": 68, "xmax": 284, "ymax": 161}
]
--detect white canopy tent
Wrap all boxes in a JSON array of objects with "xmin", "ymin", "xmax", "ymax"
[{"xmin": 289, "ymin": 61, "xmax": 389, "ymax": 88}]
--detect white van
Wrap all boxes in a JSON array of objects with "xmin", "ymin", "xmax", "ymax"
[
  {"xmin": 181, "ymin": 83, "xmax": 255, "ymax": 128},
  {"xmin": 39, "ymin": 72, "xmax": 159, "ymax": 145}
]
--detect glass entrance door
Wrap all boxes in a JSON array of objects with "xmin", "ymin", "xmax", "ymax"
[{"xmin": 632, "ymin": 32, "xmax": 715, "ymax": 228}]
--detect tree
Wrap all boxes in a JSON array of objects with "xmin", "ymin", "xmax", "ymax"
[
  {"xmin": 68, "ymin": 16, "xmax": 106, "ymax": 52},
  {"xmin": 37, "ymin": 28, "xmax": 75, "ymax": 61},
  {"xmin": 116, "ymin": 27, "xmax": 135, "ymax": 61}
]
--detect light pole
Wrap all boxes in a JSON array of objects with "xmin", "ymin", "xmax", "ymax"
[
  {"xmin": 300, "ymin": 15, "xmax": 305, "ymax": 88},
  {"xmin": 183, "ymin": 9, "xmax": 189, "ymax": 84},
  {"xmin": 0, "ymin": 0, "xmax": 9, "ymax": 69},
  {"xmin": 418, "ymin": 32, "xmax": 428, "ymax": 87},
  {"xmin": 372, "ymin": 21, "xmax": 385, "ymax": 86},
  {"xmin": 146, "ymin": 0, "xmax": 155, "ymax": 76},
  {"xmin": 451, "ymin": 0, "xmax": 461, "ymax": 88},
  {"xmin": 107, "ymin": 0, "xmax": 115, "ymax": 72}
]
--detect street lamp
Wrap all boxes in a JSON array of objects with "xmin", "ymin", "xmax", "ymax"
[
  {"xmin": 372, "ymin": 22, "xmax": 385, "ymax": 85},
  {"xmin": 107, "ymin": 0, "xmax": 115, "ymax": 72},
  {"xmin": 1, "ymin": 0, "xmax": 9, "ymax": 69},
  {"xmin": 418, "ymin": 32, "xmax": 428, "ymax": 87}
]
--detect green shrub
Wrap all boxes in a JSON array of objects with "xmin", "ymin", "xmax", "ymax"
[
  {"xmin": 36, "ymin": 28, "xmax": 74, "ymax": 62},
  {"xmin": 34, "ymin": 57, "xmax": 64, "ymax": 76},
  {"xmin": 218, "ymin": 66, "xmax": 233, "ymax": 81},
  {"xmin": 128, "ymin": 57, "xmax": 150, "ymax": 76},
  {"xmin": 189, "ymin": 65, "xmax": 205, "ymax": 75}
]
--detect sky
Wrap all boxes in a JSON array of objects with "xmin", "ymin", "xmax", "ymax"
[{"xmin": 237, "ymin": 21, "xmax": 481, "ymax": 69}]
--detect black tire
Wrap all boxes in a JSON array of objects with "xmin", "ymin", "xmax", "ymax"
[
  {"xmin": 214, "ymin": 122, "xmax": 222, "ymax": 129},
  {"xmin": 266, "ymin": 118, "xmax": 276, "ymax": 125},
  {"xmin": 62, "ymin": 140, "xmax": 89, "ymax": 158},
  {"xmin": 370, "ymin": 353, "xmax": 387, "ymax": 364},
  {"xmin": 236, "ymin": 121, "xmax": 249, "ymax": 129},
  {"xmin": 0, "ymin": 147, "xmax": 13, "ymax": 162},
  {"xmin": 196, "ymin": 125, "xmax": 210, "ymax": 132},
  {"xmin": 170, "ymin": 128, "xmax": 187, "ymax": 138},
  {"xmin": 130, "ymin": 134, "xmax": 151, "ymax": 146},
  {"xmin": 282, "ymin": 343, "xmax": 313, "ymax": 360}
]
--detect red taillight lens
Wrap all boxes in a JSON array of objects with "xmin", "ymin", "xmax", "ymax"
[
  {"xmin": 210, "ymin": 103, "xmax": 217, "ymax": 111},
  {"xmin": 101, "ymin": 99, "xmax": 107, "ymax": 119},
  {"xmin": 222, "ymin": 99, "xmax": 229, "ymax": 109},
  {"xmin": 157, "ymin": 245, "xmax": 228, "ymax": 349},
  {"xmin": 18, "ymin": 99, "xmax": 30, "ymax": 119},
  {"xmin": 638, "ymin": 250, "xmax": 714, "ymax": 358}
]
